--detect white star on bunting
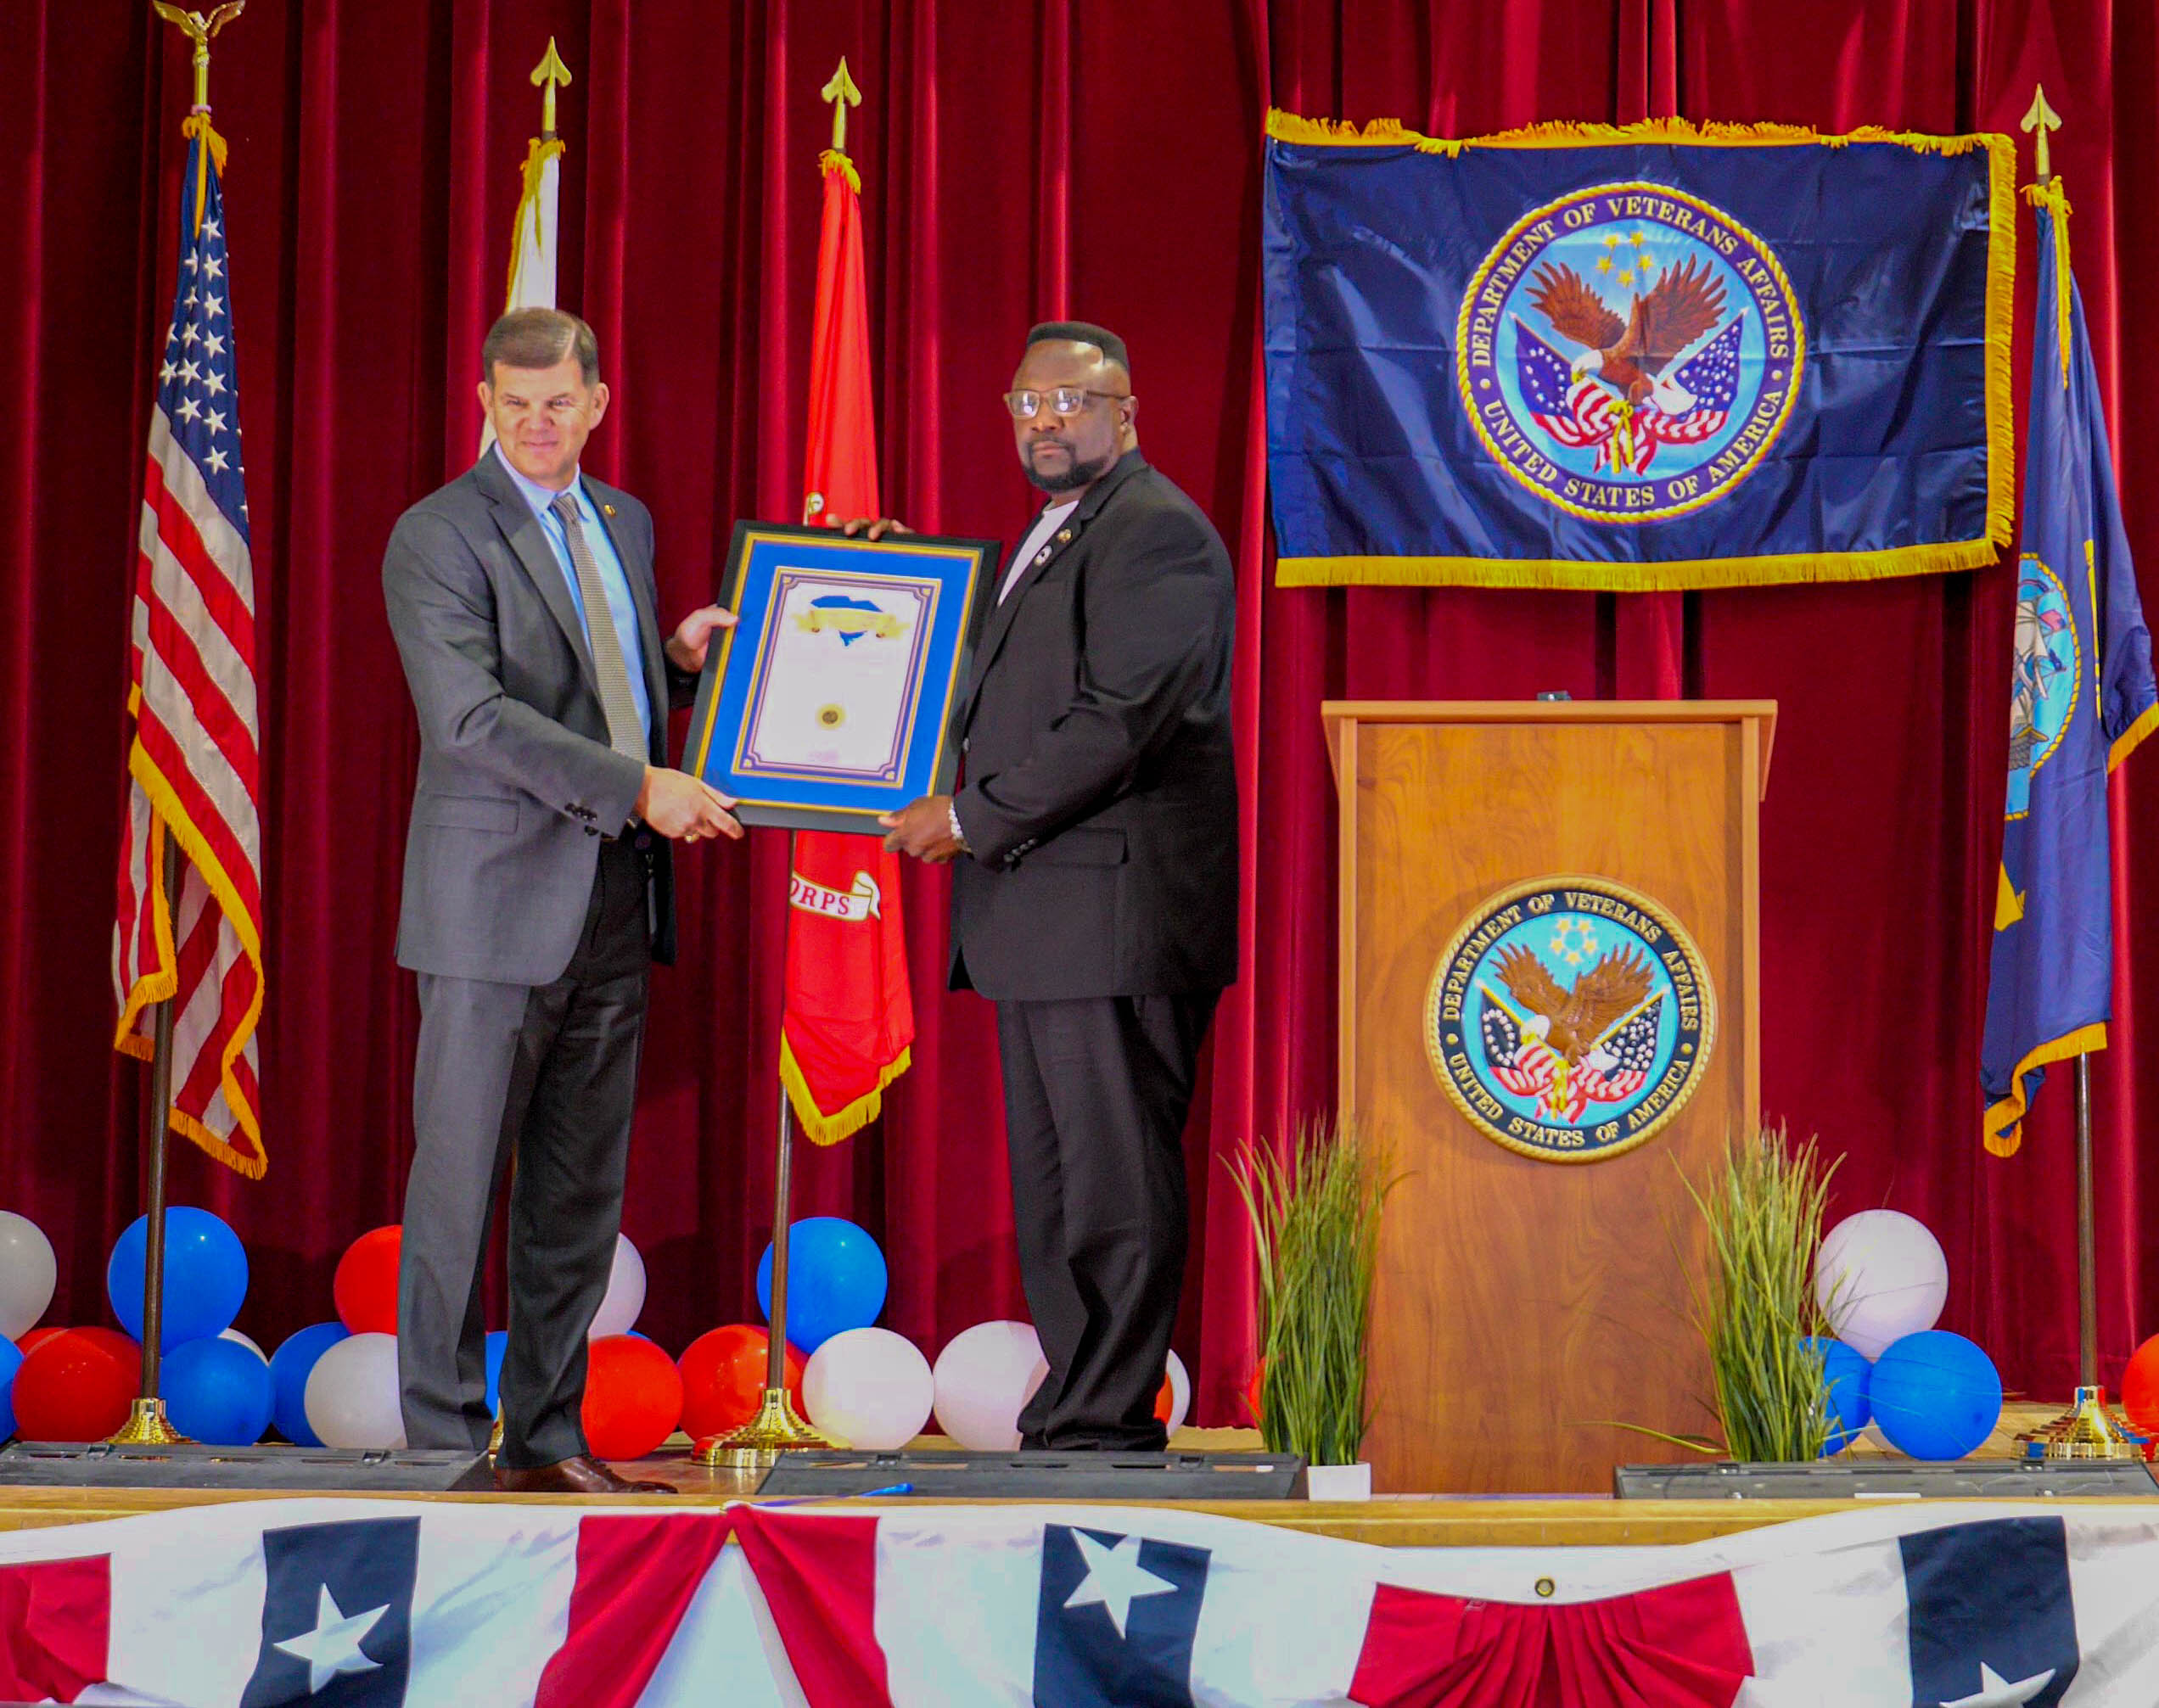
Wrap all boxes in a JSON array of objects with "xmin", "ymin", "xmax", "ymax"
[
  {"xmin": 205, "ymin": 447, "xmax": 229, "ymax": 475},
  {"xmin": 1940, "ymin": 1661, "xmax": 2056, "ymax": 1708},
  {"xmin": 272, "ymin": 1583, "xmax": 389, "ymax": 1694},
  {"xmin": 1063, "ymin": 1532, "xmax": 1177, "ymax": 1639}
]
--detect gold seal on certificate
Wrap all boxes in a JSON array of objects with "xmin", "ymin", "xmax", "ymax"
[{"xmin": 686, "ymin": 524, "xmax": 1001, "ymax": 832}]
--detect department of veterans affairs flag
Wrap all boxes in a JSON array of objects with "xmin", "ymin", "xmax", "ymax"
[
  {"xmin": 778, "ymin": 143, "xmax": 915, "ymax": 1147},
  {"xmin": 3, "ymin": 1498, "xmax": 2159, "ymax": 1703},
  {"xmin": 1262, "ymin": 114, "xmax": 2016, "ymax": 591},
  {"xmin": 112, "ymin": 115, "xmax": 267, "ymax": 1178},
  {"xmin": 1980, "ymin": 178, "xmax": 2159, "ymax": 1156}
]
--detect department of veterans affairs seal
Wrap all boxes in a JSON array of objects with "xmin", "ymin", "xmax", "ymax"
[
  {"xmin": 1456, "ymin": 182, "xmax": 1803, "ymax": 524},
  {"xmin": 1425, "ymin": 876, "xmax": 1716, "ymax": 1162}
]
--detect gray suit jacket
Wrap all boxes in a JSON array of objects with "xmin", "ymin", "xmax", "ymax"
[{"xmin": 382, "ymin": 452, "xmax": 698, "ymax": 986}]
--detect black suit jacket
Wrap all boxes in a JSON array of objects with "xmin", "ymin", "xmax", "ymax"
[
  {"xmin": 950, "ymin": 451, "xmax": 1238, "ymax": 1000},
  {"xmin": 383, "ymin": 451, "xmax": 701, "ymax": 982}
]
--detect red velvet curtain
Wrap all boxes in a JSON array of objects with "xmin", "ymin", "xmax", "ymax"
[{"xmin": 3, "ymin": 0, "xmax": 2154, "ymax": 1427}]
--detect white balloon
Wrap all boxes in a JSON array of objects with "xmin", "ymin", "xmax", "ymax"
[
  {"xmin": 0, "ymin": 1212, "xmax": 56, "ymax": 1342},
  {"xmin": 804, "ymin": 1328, "xmax": 935, "ymax": 1451},
  {"xmin": 589, "ymin": 1235, "xmax": 647, "ymax": 1340},
  {"xmin": 304, "ymin": 1331, "xmax": 407, "ymax": 1449},
  {"xmin": 933, "ymin": 1321, "xmax": 1048, "ymax": 1451},
  {"xmin": 1164, "ymin": 1348, "xmax": 1191, "ymax": 1436},
  {"xmin": 1815, "ymin": 1211, "xmax": 1949, "ymax": 1360},
  {"xmin": 220, "ymin": 1328, "xmax": 267, "ymax": 1364}
]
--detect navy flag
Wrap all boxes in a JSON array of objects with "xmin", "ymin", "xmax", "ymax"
[
  {"xmin": 1981, "ymin": 177, "xmax": 2159, "ymax": 1156},
  {"xmin": 1262, "ymin": 114, "xmax": 2015, "ymax": 590}
]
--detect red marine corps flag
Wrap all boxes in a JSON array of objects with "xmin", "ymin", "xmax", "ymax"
[
  {"xmin": 780, "ymin": 62, "xmax": 915, "ymax": 1145},
  {"xmin": 113, "ymin": 96, "xmax": 267, "ymax": 1179}
]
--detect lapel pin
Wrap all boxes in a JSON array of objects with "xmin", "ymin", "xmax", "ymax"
[{"xmin": 602, "ymin": 502, "xmax": 617, "ymax": 518}]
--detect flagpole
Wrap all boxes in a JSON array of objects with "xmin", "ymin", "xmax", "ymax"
[
  {"xmin": 2008, "ymin": 84, "xmax": 2147, "ymax": 1461},
  {"xmin": 111, "ymin": 0, "xmax": 252, "ymax": 1450},
  {"xmin": 2074, "ymin": 1054, "xmax": 2098, "ymax": 1386},
  {"xmin": 698, "ymin": 831, "xmax": 838, "ymax": 1467},
  {"xmin": 110, "ymin": 834, "xmax": 190, "ymax": 1445}
]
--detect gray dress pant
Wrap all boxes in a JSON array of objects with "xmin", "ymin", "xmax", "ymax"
[
  {"xmin": 397, "ymin": 836, "xmax": 650, "ymax": 1469},
  {"xmin": 998, "ymin": 991, "xmax": 1219, "ymax": 1451}
]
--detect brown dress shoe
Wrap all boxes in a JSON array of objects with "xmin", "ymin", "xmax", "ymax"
[{"xmin": 493, "ymin": 1453, "xmax": 677, "ymax": 1495}]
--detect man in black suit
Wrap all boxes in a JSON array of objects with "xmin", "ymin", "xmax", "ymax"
[
  {"xmin": 878, "ymin": 322, "xmax": 1237, "ymax": 1450},
  {"xmin": 383, "ymin": 308, "xmax": 742, "ymax": 1494}
]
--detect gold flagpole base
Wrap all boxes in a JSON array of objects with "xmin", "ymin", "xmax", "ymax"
[
  {"xmin": 692, "ymin": 1386, "xmax": 844, "ymax": 1470},
  {"xmin": 2015, "ymin": 1385, "xmax": 2155, "ymax": 1460},
  {"xmin": 106, "ymin": 1397, "xmax": 191, "ymax": 1447}
]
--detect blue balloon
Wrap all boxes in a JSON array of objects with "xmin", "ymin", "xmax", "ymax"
[
  {"xmin": 756, "ymin": 1218, "xmax": 888, "ymax": 1354},
  {"xmin": 107, "ymin": 1208, "xmax": 249, "ymax": 1352},
  {"xmin": 1871, "ymin": 1330, "xmax": 2003, "ymax": 1460},
  {"xmin": 1803, "ymin": 1336, "xmax": 1873, "ymax": 1456},
  {"xmin": 0, "ymin": 1335, "xmax": 20, "ymax": 1440},
  {"xmin": 163, "ymin": 1335, "xmax": 273, "ymax": 1446},
  {"xmin": 269, "ymin": 1321, "xmax": 348, "ymax": 1447},
  {"xmin": 485, "ymin": 1330, "xmax": 508, "ymax": 1415}
]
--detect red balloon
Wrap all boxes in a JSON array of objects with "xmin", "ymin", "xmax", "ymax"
[
  {"xmin": 678, "ymin": 1324, "xmax": 804, "ymax": 1442},
  {"xmin": 334, "ymin": 1227, "xmax": 401, "ymax": 1336},
  {"xmin": 15, "ymin": 1327, "xmax": 64, "ymax": 1357},
  {"xmin": 1245, "ymin": 1360, "xmax": 1265, "ymax": 1426},
  {"xmin": 14, "ymin": 1328, "xmax": 142, "ymax": 1441},
  {"xmin": 582, "ymin": 1334, "xmax": 684, "ymax": 1462},
  {"xmin": 2124, "ymin": 1334, "xmax": 2159, "ymax": 1430},
  {"xmin": 1154, "ymin": 1373, "xmax": 1174, "ymax": 1423}
]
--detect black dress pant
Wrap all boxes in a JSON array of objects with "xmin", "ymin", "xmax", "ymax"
[
  {"xmin": 398, "ymin": 837, "xmax": 650, "ymax": 1469},
  {"xmin": 996, "ymin": 991, "xmax": 1219, "ymax": 1450}
]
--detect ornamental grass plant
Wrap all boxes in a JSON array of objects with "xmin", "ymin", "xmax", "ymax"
[
  {"xmin": 1676, "ymin": 1124, "xmax": 1843, "ymax": 1462},
  {"xmin": 1232, "ymin": 1117, "xmax": 1395, "ymax": 1467}
]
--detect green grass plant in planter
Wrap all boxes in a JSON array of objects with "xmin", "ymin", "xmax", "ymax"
[{"xmin": 1233, "ymin": 1117, "xmax": 1395, "ymax": 1473}]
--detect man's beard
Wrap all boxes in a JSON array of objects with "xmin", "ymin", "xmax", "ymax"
[{"xmin": 1025, "ymin": 440, "xmax": 1117, "ymax": 494}]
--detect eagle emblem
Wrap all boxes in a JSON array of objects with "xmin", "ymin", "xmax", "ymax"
[
  {"xmin": 1455, "ymin": 182, "xmax": 1803, "ymax": 521},
  {"xmin": 1426, "ymin": 878, "xmax": 1717, "ymax": 1163}
]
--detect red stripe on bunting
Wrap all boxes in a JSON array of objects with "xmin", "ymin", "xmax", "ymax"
[{"xmin": 532, "ymin": 1514, "xmax": 734, "ymax": 1708}]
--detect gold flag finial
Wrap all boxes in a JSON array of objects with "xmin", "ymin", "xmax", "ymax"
[
  {"xmin": 151, "ymin": 2, "xmax": 246, "ymax": 111},
  {"xmin": 2022, "ymin": 84, "xmax": 2062, "ymax": 184},
  {"xmin": 822, "ymin": 57, "xmax": 863, "ymax": 155},
  {"xmin": 531, "ymin": 37, "xmax": 573, "ymax": 140}
]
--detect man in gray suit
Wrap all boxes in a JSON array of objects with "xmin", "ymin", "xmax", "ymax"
[{"xmin": 383, "ymin": 307, "xmax": 738, "ymax": 1494}]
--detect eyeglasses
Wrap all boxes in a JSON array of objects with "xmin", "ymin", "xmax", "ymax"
[{"xmin": 1003, "ymin": 387, "xmax": 1131, "ymax": 420}]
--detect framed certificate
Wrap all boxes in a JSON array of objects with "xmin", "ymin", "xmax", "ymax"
[{"xmin": 683, "ymin": 522, "xmax": 1001, "ymax": 832}]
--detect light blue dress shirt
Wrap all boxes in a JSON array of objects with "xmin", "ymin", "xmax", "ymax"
[{"xmin": 494, "ymin": 444, "xmax": 654, "ymax": 742}]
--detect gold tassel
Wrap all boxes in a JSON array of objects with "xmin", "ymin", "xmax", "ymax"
[{"xmin": 818, "ymin": 148, "xmax": 861, "ymax": 194}]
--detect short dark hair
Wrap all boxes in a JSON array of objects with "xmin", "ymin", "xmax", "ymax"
[
  {"xmin": 1026, "ymin": 320, "xmax": 1130, "ymax": 378},
  {"xmin": 481, "ymin": 307, "xmax": 600, "ymax": 387}
]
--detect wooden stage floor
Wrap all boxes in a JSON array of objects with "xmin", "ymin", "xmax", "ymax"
[{"xmin": 0, "ymin": 1405, "xmax": 2146, "ymax": 1549}]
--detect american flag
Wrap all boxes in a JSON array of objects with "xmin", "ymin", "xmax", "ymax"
[{"xmin": 112, "ymin": 117, "xmax": 266, "ymax": 1179}]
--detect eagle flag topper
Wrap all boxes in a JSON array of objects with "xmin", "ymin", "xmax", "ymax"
[{"xmin": 1263, "ymin": 115, "xmax": 2015, "ymax": 590}]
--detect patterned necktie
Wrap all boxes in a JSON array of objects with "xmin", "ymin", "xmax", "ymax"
[{"xmin": 549, "ymin": 492, "xmax": 648, "ymax": 764}]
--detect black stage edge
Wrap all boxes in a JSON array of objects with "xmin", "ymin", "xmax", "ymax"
[
  {"xmin": 0, "ymin": 1442, "xmax": 494, "ymax": 1492},
  {"xmin": 1615, "ymin": 1459, "xmax": 2159, "ymax": 1499},
  {"xmin": 757, "ymin": 1448, "xmax": 1309, "ymax": 1500}
]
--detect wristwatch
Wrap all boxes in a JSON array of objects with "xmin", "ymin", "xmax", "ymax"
[{"xmin": 946, "ymin": 799, "xmax": 970, "ymax": 852}]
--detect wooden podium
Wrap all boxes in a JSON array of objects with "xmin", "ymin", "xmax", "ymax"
[{"xmin": 1326, "ymin": 701, "xmax": 1775, "ymax": 1495}]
